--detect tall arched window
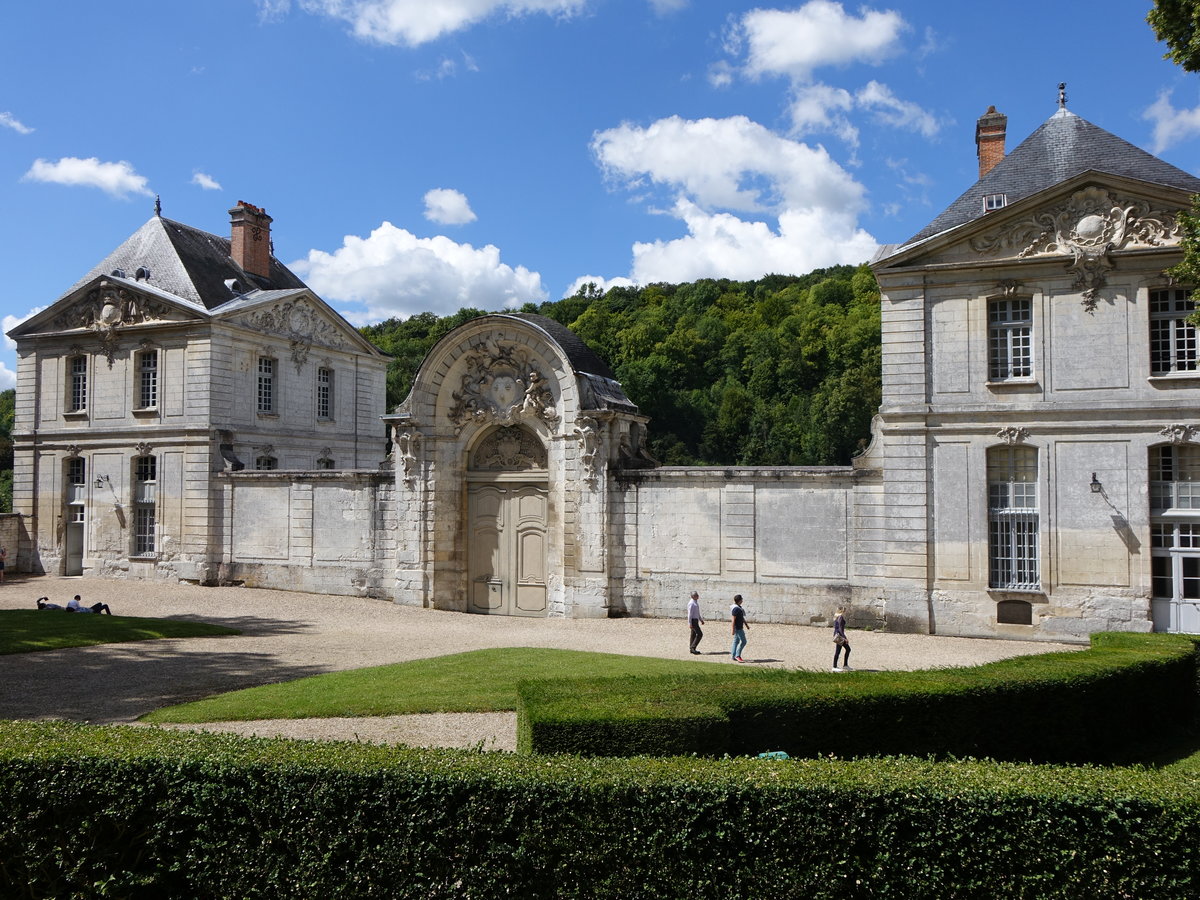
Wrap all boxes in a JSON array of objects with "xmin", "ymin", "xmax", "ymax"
[{"xmin": 987, "ymin": 445, "xmax": 1039, "ymax": 590}]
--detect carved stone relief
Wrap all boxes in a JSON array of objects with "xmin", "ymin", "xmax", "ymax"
[
  {"xmin": 394, "ymin": 427, "xmax": 422, "ymax": 489},
  {"xmin": 471, "ymin": 426, "xmax": 547, "ymax": 471},
  {"xmin": 970, "ymin": 187, "xmax": 1181, "ymax": 310},
  {"xmin": 1159, "ymin": 423, "xmax": 1197, "ymax": 445},
  {"xmin": 996, "ymin": 426, "xmax": 1029, "ymax": 445},
  {"xmin": 49, "ymin": 283, "xmax": 179, "ymax": 367},
  {"xmin": 234, "ymin": 299, "xmax": 347, "ymax": 372},
  {"xmin": 574, "ymin": 415, "xmax": 602, "ymax": 487},
  {"xmin": 448, "ymin": 340, "xmax": 560, "ymax": 434}
]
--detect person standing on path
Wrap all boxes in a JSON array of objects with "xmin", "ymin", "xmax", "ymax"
[
  {"xmin": 832, "ymin": 606, "xmax": 852, "ymax": 671},
  {"xmin": 730, "ymin": 594, "xmax": 748, "ymax": 662},
  {"xmin": 0, "ymin": 546, "xmax": 6, "ymax": 583},
  {"xmin": 687, "ymin": 591, "xmax": 705, "ymax": 654}
]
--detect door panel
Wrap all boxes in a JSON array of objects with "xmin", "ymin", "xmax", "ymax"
[{"xmin": 467, "ymin": 483, "xmax": 547, "ymax": 616}]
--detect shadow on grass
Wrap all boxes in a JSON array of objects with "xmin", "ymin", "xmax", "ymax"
[{"xmin": 0, "ymin": 614, "xmax": 328, "ymax": 724}]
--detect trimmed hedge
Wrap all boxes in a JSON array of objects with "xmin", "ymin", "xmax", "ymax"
[
  {"xmin": 517, "ymin": 633, "xmax": 1200, "ymax": 762},
  {"xmin": 1, "ymin": 721, "xmax": 1199, "ymax": 899}
]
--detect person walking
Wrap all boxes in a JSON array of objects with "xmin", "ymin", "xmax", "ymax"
[
  {"xmin": 0, "ymin": 545, "xmax": 6, "ymax": 583},
  {"xmin": 730, "ymin": 594, "xmax": 748, "ymax": 662},
  {"xmin": 687, "ymin": 591, "xmax": 705, "ymax": 654},
  {"xmin": 832, "ymin": 606, "xmax": 852, "ymax": 671}
]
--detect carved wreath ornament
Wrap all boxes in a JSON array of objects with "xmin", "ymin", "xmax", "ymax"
[
  {"xmin": 970, "ymin": 187, "xmax": 1181, "ymax": 311},
  {"xmin": 234, "ymin": 299, "xmax": 345, "ymax": 373},
  {"xmin": 448, "ymin": 340, "xmax": 560, "ymax": 435}
]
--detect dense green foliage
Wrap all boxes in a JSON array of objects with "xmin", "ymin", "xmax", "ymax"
[
  {"xmin": 0, "ymin": 610, "xmax": 239, "ymax": 655},
  {"xmin": 1149, "ymin": 0, "xmax": 1200, "ymax": 72},
  {"xmin": 359, "ymin": 266, "xmax": 882, "ymax": 465},
  {"xmin": 2, "ymin": 720, "xmax": 1199, "ymax": 898},
  {"xmin": 144, "ymin": 648, "xmax": 728, "ymax": 724},
  {"xmin": 519, "ymin": 633, "xmax": 1200, "ymax": 763},
  {"xmin": 0, "ymin": 388, "xmax": 12, "ymax": 513}
]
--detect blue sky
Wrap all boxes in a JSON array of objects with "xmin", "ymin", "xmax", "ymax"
[{"xmin": 2, "ymin": 1, "xmax": 1199, "ymax": 389}]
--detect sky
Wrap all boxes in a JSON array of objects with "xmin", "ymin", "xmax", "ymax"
[{"xmin": 3, "ymin": 1, "xmax": 1200, "ymax": 390}]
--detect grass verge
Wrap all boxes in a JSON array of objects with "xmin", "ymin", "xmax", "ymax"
[
  {"xmin": 142, "ymin": 647, "xmax": 735, "ymax": 723},
  {"xmin": 0, "ymin": 609, "xmax": 239, "ymax": 655}
]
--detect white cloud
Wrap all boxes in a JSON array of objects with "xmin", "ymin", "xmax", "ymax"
[
  {"xmin": 630, "ymin": 198, "xmax": 877, "ymax": 283},
  {"xmin": 789, "ymin": 84, "xmax": 857, "ymax": 143},
  {"xmin": 593, "ymin": 115, "xmax": 866, "ymax": 215},
  {"xmin": 648, "ymin": 0, "xmax": 687, "ymax": 13},
  {"xmin": 592, "ymin": 114, "xmax": 877, "ymax": 282},
  {"xmin": 4, "ymin": 308, "xmax": 44, "ymax": 352},
  {"xmin": 1145, "ymin": 90, "xmax": 1200, "ymax": 153},
  {"xmin": 0, "ymin": 112, "xmax": 33, "ymax": 135},
  {"xmin": 424, "ymin": 188, "xmax": 477, "ymax": 225},
  {"xmin": 0, "ymin": 363, "xmax": 15, "ymax": 391},
  {"xmin": 296, "ymin": 0, "xmax": 586, "ymax": 47},
  {"xmin": 22, "ymin": 157, "xmax": 152, "ymax": 199},
  {"xmin": 707, "ymin": 60, "xmax": 734, "ymax": 89},
  {"xmin": 856, "ymin": 80, "xmax": 940, "ymax": 137},
  {"xmin": 291, "ymin": 222, "xmax": 546, "ymax": 322},
  {"xmin": 191, "ymin": 172, "xmax": 223, "ymax": 191},
  {"xmin": 737, "ymin": 1, "xmax": 907, "ymax": 82},
  {"xmin": 564, "ymin": 274, "xmax": 637, "ymax": 298}
]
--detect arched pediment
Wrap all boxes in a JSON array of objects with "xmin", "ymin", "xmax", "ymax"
[{"xmin": 469, "ymin": 425, "xmax": 547, "ymax": 472}]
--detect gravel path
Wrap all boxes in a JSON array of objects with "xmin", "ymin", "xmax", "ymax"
[{"xmin": 0, "ymin": 574, "xmax": 1080, "ymax": 751}]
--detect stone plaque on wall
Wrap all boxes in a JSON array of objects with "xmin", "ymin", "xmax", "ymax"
[
  {"xmin": 756, "ymin": 487, "xmax": 848, "ymax": 579},
  {"xmin": 636, "ymin": 486, "xmax": 721, "ymax": 575}
]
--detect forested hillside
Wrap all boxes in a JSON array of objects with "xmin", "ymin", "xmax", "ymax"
[
  {"xmin": 0, "ymin": 388, "xmax": 14, "ymax": 512},
  {"xmin": 360, "ymin": 263, "xmax": 882, "ymax": 466}
]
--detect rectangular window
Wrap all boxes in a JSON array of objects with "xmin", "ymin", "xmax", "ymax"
[
  {"xmin": 983, "ymin": 193, "xmax": 1007, "ymax": 211},
  {"xmin": 1150, "ymin": 445, "xmax": 1200, "ymax": 512},
  {"xmin": 133, "ymin": 455, "xmax": 157, "ymax": 556},
  {"xmin": 68, "ymin": 356, "xmax": 88, "ymax": 412},
  {"xmin": 316, "ymin": 367, "xmax": 333, "ymax": 419},
  {"xmin": 988, "ymin": 445, "xmax": 1039, "ymax": 590},
  {"xmin": 316, "ymin": 457, "xmax": 334, "ymax": 470},
  {"xmin": 66, "ymin": 457, "xmax": 86, "ymax": 505},
  {"xmin": 257, "ymin": 357, "xmax": 276, "ymax": 413},
  {"xmin": 1150, "ymin": 287, "xmax": 1197, "ymax": 375},
  {"xmin": 988, "ymin": 298, "xmax": 1033, "ymax": 381},
  {"xmin": 255, "ymin": 456, "xmax": 277, "ymax": 471},
  {"xmin": 137, "ymin": 350, "xmax": 158, "ymax": 409}
]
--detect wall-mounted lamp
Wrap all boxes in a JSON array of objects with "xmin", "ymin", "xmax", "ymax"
[
  {"xmin": 94, "ymin": 474, "xmax": 110, "ymax": 488},
  {"xmin": 1090, "ymin": 472, "xmax": 1102, "ymax": 493}
]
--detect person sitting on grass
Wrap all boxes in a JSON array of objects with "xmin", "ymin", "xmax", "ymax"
[
  {"xmin": 66, "ymin": 594, "xmax": 111, "ymax": 615},
  {"xmin": 36, "ymin": 597, "xmax": 64, "ymax": 610}
]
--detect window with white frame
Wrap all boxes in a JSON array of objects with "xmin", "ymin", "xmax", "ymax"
[
  {"xmin": 988, "ymin": 445, "xmax": 1039, "ymax": 590},
  {"xmin": 136, "ymin": 349, "xmax": 158, "ymax": 409},
  {"xmin": 983, "ymin": 193, "xmax": 1007, "ymax": 212},
  {"xmin": 1150, "ymin": 444, "xmax": 1200, "ymax": 512},
  {"xmin": 255, "ymin": 456, "xmax": 277, "ymax": 471},
  {"xmin": 1151, "ymin": 523, "xmax": 1200, "ymax": 602},
  {"xmin": 132, "ymin": 455, "xmax": 157, "ymax": 556},
  {"xmin": 66, "ymin": 457, "xmax": 86, "ymax": 505},
  {"xmin": 68, "ymin": 355, "xmax": 88, "ymax": 412},
  {"xmin": 988, "ymin": 298, "xmax": 1033, "ymax": 381},
  {"xmin": 316, "ymin": 366, "xmax": 333, "ymax": 419},
  {"xmin": 257, "ymin": 356, "xmax": 276, "ymax": 413},
  {"xmin": 1150, "ymin": 287, "xmax": 1197, "ymax": 375}
]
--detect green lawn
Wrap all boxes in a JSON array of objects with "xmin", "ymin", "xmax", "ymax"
[
  {"xmin": 0, "ymin": 609, "xmax": 239, "ymax": 655},
  {"xmin": 143, "ymin": 647, "xmax": 736, "ymax": 723}
]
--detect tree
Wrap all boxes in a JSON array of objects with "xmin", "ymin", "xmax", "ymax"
[{"xmin": 1149, "ymin": 1, "xmax": 1200, "ymax": 71}]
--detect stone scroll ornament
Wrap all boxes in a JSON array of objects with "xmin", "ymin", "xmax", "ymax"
[
  {"xmin": 996, "ymin": 426, "xmax": 1029, "ymax": 445},
  {"xmin": 1160, "ymin": 424, "xmax": 1198, "ymax": 445},
  {"xmin": 394, "ymin": 427, "xmax": 422, "ymax": 489},
  {"xmin": 970, "ymin": 187, "xmax": 1182, "ymax": 312},
  {"xmin": 574, "ymin": 416, "xmax": 602, "ymax": 487},
  {"xmin": 51, "ymin": 283, "xmax": 177, "ymax": 367},
  {"xmin": 235, "ymin": 299, "xmax": 346, "ymax": 373},
  {"xmin": 447, "ymin": 340, "xmax": 560, "ymax": 435}
]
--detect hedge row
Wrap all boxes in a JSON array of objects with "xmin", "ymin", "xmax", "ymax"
[
  {"xmin": 1, "ymin": 720, "xmax": 1199, "ymax": 899},
  {"xmin": 517, "ymin": 633, "xmax": 1200, "ymax": 762}
]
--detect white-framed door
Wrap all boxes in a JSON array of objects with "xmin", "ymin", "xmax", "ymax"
[{"xmin": 65, "ymin": 504, "xmax": 85, "ymax": 576}]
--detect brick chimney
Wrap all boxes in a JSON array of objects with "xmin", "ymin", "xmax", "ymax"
[
  {"xmin": 229, "ymin": 201, "xmax": 273, "ymax": 279},
  {"xmin": 975, "ymin": 106, "xmax": 1007, "ymax": 179}
]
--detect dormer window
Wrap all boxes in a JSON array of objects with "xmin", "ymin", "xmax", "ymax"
[{"xmin": 983, "ymin": 193, "xmax": 1007, "ymax": 212}]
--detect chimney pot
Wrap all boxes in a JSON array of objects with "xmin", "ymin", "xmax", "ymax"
[
  {"xmin": 229, "ymin": 201, "xmax": 273, "ymax": 279},
  {"xmin": 975, "ymin": 106, "xmax": 1008, "ymax": 179}
]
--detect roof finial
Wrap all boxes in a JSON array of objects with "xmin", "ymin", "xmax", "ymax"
[
  {"xmin": 1058, "ymin": 82, "xmax": 1067, "ymax": 109},
  {"xmin": 154, "ymin": 195, "xmax": 162, "ymax": 217}
]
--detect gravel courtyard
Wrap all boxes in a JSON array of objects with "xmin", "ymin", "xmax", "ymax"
[{"xmin": 0, "ymin": 574, "xmax": 1080, "ymax": 751}]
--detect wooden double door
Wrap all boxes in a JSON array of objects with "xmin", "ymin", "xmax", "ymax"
[{"xmin": 467, "ymin": 482, "xmax": 548, "ymax": 616}]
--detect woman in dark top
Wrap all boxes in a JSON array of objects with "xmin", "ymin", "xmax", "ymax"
[{"xmin": 730, "ymin": 594, "xmax": 748, "ymax": 662}]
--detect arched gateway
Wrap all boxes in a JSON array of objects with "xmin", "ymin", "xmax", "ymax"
[{"xmin": 383, "ymin": 314, "xmax": 647, "ymax": 616}]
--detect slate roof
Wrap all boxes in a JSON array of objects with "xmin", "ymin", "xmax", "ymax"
[
  {"xmin": 509, "ymin": 313, "xmax": 618, "ymax": 381},
  {"xmin": 59, "ymin": 215, "xmax": 308, "ymax": 310},
  {"xmin": 895, "ymin": 107, "xmax": 1200, "ymax": 254}
]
